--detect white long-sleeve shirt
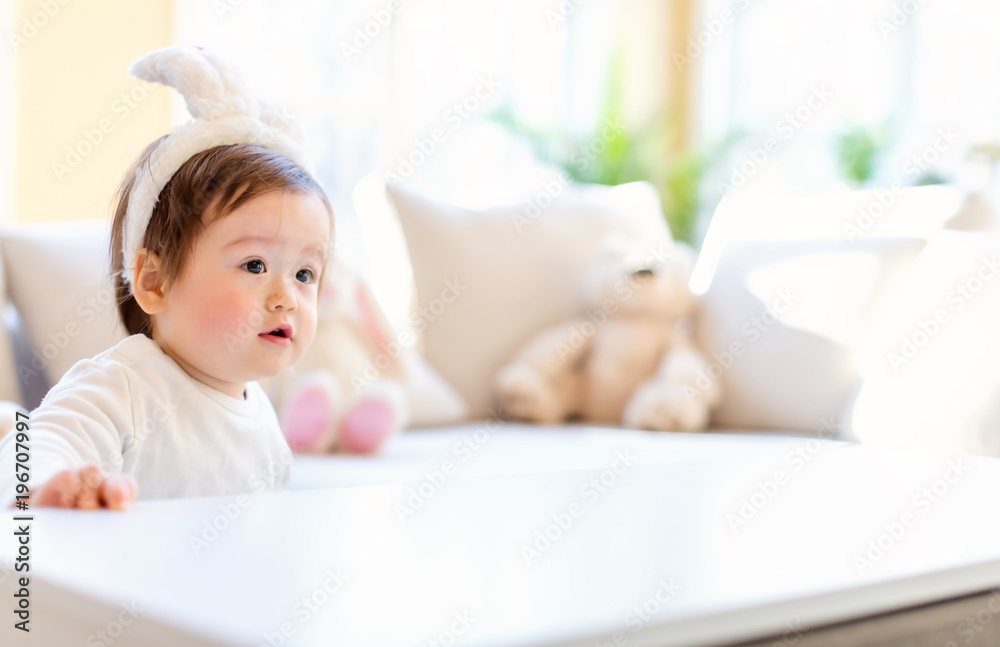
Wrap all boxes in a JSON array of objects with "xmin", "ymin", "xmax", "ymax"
[{"xmin": 0, "ymin": 334, "xmax": 291, "ymax": 507}]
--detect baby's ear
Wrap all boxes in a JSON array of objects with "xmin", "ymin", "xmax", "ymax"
[{"xmin": 132, "ymin": 250, "xmax": 168, "ymax": 315}]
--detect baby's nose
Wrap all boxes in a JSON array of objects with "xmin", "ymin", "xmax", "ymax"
[{"xmin": 267, "ymin": 280, "xmax": 297, "ymax": 311}]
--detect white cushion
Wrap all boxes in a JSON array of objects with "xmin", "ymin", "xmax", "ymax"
[
  {"xmin": 2, "ymin": 220, "xmax": 127, "ymax": 389},
  {"xmin": 697, "ymin": 237, "xmax": 926, "ymax": 432},
  {"xmin": 690, "ymin": 185, "xmax": 967, "ymax": 433},
  {"xmin": 404, "ymin": 353, "xmax": 468, "ymax": 427},
  {"xmin": 388, "ymin": 181, "xmax": 673, "ymax": 419},
  {"xmin": 845, "ymin": 232, "xmax": 1000, "ymax": 455},
  {"xmin": 0, "ymin": 239, "xmax": 23, "ymax": 403},
  {"xmin": 945, "ymin": 191, "xmax": 999, "ymax": 231},
  {"xmin": 692, "ymin": 185, "xmax": 962, "ymax": 294}
]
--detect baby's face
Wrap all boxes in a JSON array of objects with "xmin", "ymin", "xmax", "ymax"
[{"xmin": 152, "ymin": 190, "xmax": 332, "ymax": 398}]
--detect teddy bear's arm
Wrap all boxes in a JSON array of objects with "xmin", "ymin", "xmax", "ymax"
[
  {"xmin": 493, "ymin": 318, "xmax": 595, "ymax": 423},
  {"xmin": 510, "ymin": 317, "xmax": 597, "ymax": 374},
  {"xmin": 622, "ymin": 344, "xmax": 721, "ymax": 432}
]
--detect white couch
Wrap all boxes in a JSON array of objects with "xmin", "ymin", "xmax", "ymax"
[
  {"xmin": 378, "ymin": 179, "xmax": 1000, "ymax": 453},
  {"xmin": 0, "ymin": 179, "xmax": 998, "ymax": 485}
]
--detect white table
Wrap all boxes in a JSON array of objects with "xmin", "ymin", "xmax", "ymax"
[{"xmin": 3, "ymin": 426, "xmax": 1000, "ymax": 646}]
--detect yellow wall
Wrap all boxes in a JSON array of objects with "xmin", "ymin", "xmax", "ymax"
[
  {"xmin": 618, "ymin": 0, "xmax": 697, "ymax": 152},
  {"xmin": 2, "ymin": 3, "xmax": 15, "ymax": 225},
  {"xmin": 15, "ymin": 0, "xmax": 174, "ymax": 223}
]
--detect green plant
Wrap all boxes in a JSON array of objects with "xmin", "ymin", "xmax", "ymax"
[
  {"xmin": 486, "ymin": 47, "xmax": 728, "ymax": 245},
  {"xmin": 837, "ymin": 123, "xmax": 890, "ymax": 185},
  {"xmin": 488, "ymin": 105, "xmax": 720, "ymax": 244}
]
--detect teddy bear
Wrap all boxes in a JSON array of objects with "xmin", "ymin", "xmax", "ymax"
[
  {"xmin": 493, "ymin": 236, "xmax": 720, "ymax": 431},
  {"xmin": 260, "ymin": 257, "xmax": 466, "ymax": 454}
]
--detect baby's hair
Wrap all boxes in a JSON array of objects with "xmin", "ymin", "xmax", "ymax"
[{"xmin": 110, "ymin": 142, "xmax": 334, "ymax": 337}]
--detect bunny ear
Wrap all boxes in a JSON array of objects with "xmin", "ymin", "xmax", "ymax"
[
  {"xmin": 196, "ymin": 48, "xmax": 258, "ymax": 116},
  {"xmin": 258, "ymin": 102, "xmax": 298, "ymax": 136},
  {"xmin": 128, "ymin": 45, "xmax": 253, "ymax": 120}
]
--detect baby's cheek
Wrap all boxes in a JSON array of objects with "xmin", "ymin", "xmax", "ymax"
[
  {"xmin": 201, "ymin": 294, "xmax": 259, "ymax": 339},
  {"xmin": 299, "ymin": 302, "xmax": 320, "ymax": 343}
]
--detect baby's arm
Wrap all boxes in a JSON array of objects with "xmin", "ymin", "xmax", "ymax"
[{"xmin": 0, "ymin": 361, "xmax": 137, "ymax": 510}]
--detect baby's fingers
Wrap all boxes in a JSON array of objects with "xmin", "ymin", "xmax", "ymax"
[
  {"xmin": 29, "ymin": 469, "xmax": 82, "ymax": 508},
  {"xmin": 28, "ymin": 468, "xmax": 136, "ymax": 511},
  {"xmin": 100, "ymin": 475, "xmax": 137, "ymax": 511},
  {"xmin": 75, "ymin": 465, "xmax": 106, "ymax": 510}
]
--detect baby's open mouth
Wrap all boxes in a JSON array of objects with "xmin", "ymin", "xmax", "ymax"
[{"xmin": 262, "ymin": 324, "xmax": 293, "ymax": 340}]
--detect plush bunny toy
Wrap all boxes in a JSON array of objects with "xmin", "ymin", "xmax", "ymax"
[
  {"xmin": 261, "ymin": 258, "xmax": 466, "ymax": 454},
  {"xmin": 261, "ymin": 257, "xmax": 409, "ymax": 454},
  {"xmin": 494, "ymin": 236, "xmax": 720, "ymax": 431}
]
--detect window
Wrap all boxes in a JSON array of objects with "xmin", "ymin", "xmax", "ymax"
[{"xmin": 699, "ymin": 0, "xmax": 993, "ymax": 218}]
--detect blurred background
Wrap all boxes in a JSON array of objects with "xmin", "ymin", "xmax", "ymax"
[{"xmin": 2, "ymin": 0, "xmax": 999, "ymax": 254}]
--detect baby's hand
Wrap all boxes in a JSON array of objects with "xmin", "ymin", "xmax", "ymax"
[{"xmin": 26, "ymin": 465, "xmax": 137, "ymax": 510}]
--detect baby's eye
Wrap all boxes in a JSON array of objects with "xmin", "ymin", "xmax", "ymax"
[
  {"xmin": 296, "ymin": 268, "xmax": 315, "ymax": 284},
  {"xmin": 242, "ymin": 259, "xmax": 266, "ymax": 274}
]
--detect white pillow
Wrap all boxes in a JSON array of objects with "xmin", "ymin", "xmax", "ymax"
[
  {"xmin": 696, "ymin": 237, "xmax": 926, "ymax": 432},
  {"xmin": 845, "ymin": 232, "xmax": 1000, "ymax": 455},
  {"xmin": 690, "ymin": 185, "xmax": 967, "ymax": 433},
  {"xmin": 0, "ymin": 239, "xmax": 24, "ymax": 403},
  {"xmin": 944, "ymin": 191, "xmax": 999, "ymax": 231},
  {"xmin": 403, "ymin": 352, "xmax": 467, "ymax": 427},
  {"xmin": 388, "ymin": 181, "xmax": 673, "ymax": 419},
  {"xmin": 691, "ymin": 185, "xmax": 962, "ymax": 294},
  {"xmin": 2, "ymin": 221, "xmax": 127, "ymax": 390}
]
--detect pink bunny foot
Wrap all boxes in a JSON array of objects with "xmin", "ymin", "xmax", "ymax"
[
  {"xmin": 280, "ymin": 375, "xmax": 343, "ymax": 453},
  {"xmin": 338, "ymin": 400, "xmax": 397, "ymax": 454},
  {"xmin": 335, "ymin": 380, "xmax": 409, "ymax": 454}
]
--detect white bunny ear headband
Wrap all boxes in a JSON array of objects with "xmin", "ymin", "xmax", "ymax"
[{"xmin": 121, "ymin": 45, "xmax": 314, "ymax": 289}]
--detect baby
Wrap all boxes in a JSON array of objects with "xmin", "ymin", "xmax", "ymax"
[{"xmin": 0, "ymin": 46, "xmax": 332, "ymax": 510}]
